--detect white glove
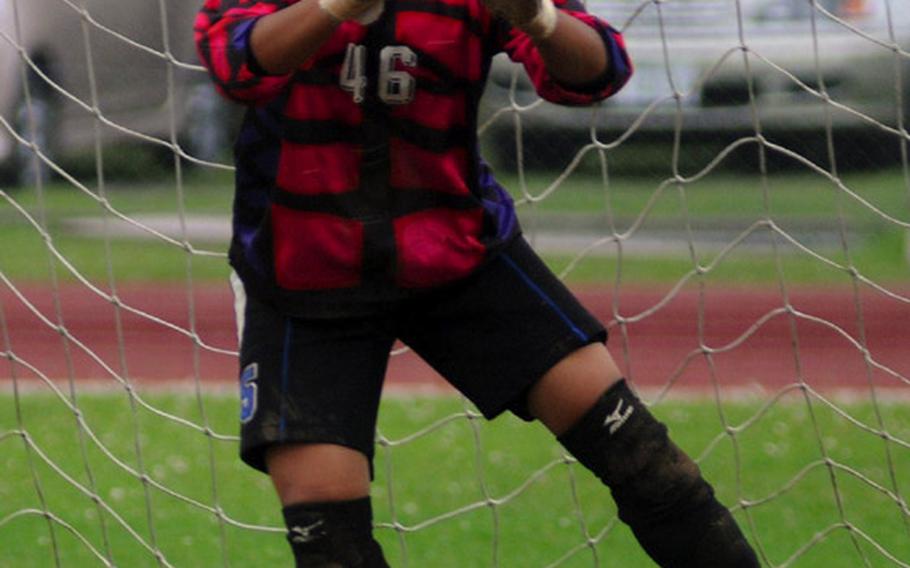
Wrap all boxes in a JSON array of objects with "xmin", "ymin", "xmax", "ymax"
[
  {"xmin": 482, "ymin": 0, "xmax": 558, "ymax": 40},
  {"xmin": 318, "ymin": 0, "xmax": 384, "ymax": 24}
]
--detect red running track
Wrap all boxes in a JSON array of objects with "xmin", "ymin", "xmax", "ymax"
[{"xmin": 2, "ymin": 283, "xmax": 908, "ymax": 397}]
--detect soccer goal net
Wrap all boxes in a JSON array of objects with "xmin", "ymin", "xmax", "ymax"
[{"xmin": 1, "ymin": 0, "xmax": 908, "ymax": 566}]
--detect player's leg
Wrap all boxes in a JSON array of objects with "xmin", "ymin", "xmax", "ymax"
[
  {"xmin": 267, "ymin": 443, "xmax": 386, "ymax": 567},
  {"xmin": 268, "ymin": 443, "xmax": 371, "ymax": 504},
  {"xmin": 233, "ymin": 283, "xmax": 392, "ymax": 567},
  {"xmin": 399, "ymin": 237, "xmax": 758, "ymax": 567},
  {"xmin": 529, "ymin": 343, "xmax": 759, "ymax": 566},
  {"xmin": 525, "ymin": 342, "xmax": 623, "ymax": 434}
]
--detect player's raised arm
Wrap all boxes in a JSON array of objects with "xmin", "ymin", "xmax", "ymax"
[
  {"xmin": 489, "ymin": 0, "xmax": 632, "ymax": 106},
  {"xmin": 482, "ymin": 0, "xmax": 607, "ymax": 87},
  {"xmin": 247, "ymin": 0, "xmax": 341, "ymax": 76},
  {"xmin": 249, "ymin": 0, "xmax": 382, "ymax": 75},
  {"xmin": 534, "ymin": 11, "xmax": 613, "ymax": 87},
  {"xmin": 194, "ymin": 0, "xmax": 381, "ymax": 103}
]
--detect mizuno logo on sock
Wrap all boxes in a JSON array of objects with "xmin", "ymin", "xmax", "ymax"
[
  {"xmin": 289, "ymin": 520, "xmax": 325, "ymax": 544},
  {"xmin": 603, "ymin": 399, "xmax": 634, "ymax": 435}
]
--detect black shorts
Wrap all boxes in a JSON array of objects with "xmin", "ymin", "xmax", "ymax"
[{"xmin": 235, "ymin": 237, "xmax": 607, "ymax": 473}]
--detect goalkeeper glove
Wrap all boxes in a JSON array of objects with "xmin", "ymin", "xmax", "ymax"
[
  {"xmin": 318, "ymin": 0, "xmax": 384, "ymax": 24},
  {"xmin": 482, "ymin": 0, "xmax": 559, "ymax": 40}
]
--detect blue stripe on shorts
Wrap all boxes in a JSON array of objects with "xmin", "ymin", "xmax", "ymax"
[{"xmin": 500, "ymin": 253, "xmax": 590, "ymax": 343}]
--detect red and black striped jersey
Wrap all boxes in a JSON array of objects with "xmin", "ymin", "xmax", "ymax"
[{"xmin": 195, "ymin": 0, "xmax": 631, "ymax": 317}]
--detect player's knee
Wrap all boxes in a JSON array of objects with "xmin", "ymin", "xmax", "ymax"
[
  {"xmin": 557, "ymin": 380, "xmax": 759, "ymax": 567},
  {"xmin": 268, "ymin": 443, "xmax": 372, "ymax": 505},
  {"xmin": 282, "ymin": 497, "xmax": 388, "ymax": 568},
  {"xmin": 528, "ymin": 343, "xmax": 624, "ymax": 435},
  {"xmin": 281, "ymin": 477, "xmax": 371, "ymax": 506}
]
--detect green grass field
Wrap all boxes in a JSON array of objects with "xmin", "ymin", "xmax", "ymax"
[{"xmin": 2, "ymin": 391, "xmax": 909, "ymax": 567}]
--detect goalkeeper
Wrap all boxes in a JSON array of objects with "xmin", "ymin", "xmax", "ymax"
[{"xmin": 195, "ymin": 0, "xmax": 759, "ymax": 565}]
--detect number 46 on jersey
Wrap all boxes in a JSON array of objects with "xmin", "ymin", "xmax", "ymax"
[{"xmin": 340, "ymin": 44, "xmax": 418, "ymax": 105}]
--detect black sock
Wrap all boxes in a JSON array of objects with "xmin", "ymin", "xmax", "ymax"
[
  {"xmin": 282, "ymin": 497, "xmax": 388, "ymax": 568},
  {"xmin": 557, "ymin": 379, "xmax": 759, "ymax": 567}
]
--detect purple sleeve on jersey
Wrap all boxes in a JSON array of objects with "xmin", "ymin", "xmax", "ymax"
[{"xmin": 477, "ymin": 159, "xmax": 519, "ymax": 241}]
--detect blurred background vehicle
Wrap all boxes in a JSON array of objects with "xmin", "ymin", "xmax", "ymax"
[
  {"xmin": 480, "ymin": 0, "xmax": 910, "ymax": 172},
  {"xmin": 0, "ymin": 0, "xmax": 226, "ymax": 186}
]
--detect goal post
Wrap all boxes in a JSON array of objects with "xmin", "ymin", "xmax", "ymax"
[{"xmin": 2, "ymin": 0, "xmax": 910, "ymax": 566}]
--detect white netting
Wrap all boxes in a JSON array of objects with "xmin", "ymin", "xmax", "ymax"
[{"xmin": 1, "ymin": 0, "xmax": 909, "ymax": 566}]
